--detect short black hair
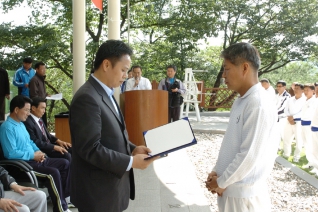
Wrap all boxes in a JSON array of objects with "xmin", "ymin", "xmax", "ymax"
[
  {"xmin": 93, "ymin": 40, "xmax": 133, "ymax": 72},
  {"xmin": 314, "ymin": 82, "xmax": 318, "ymax": 86},
  {"xmin": 260, "ymin": 78, "xmax": 269, "ymax": 83},
  {"xmin": 34, "ymin": 61, "xmax": 45, "ymax": 69},
  {"xmin": 221, "ymin": 42, "xmax": 261, "ymax": 71},
  {"xmin": 23, "ymin": 57, "xmax": 33, "ymax": 64},
  {"xmin": 276, "ymin": 80, "xmax": 286, "ymax": 87},
  {"xmin": 294, "ymin": 83, "xmax": 304, "ymax": 89},
  {"xmin": 132, "ymin": 65, "xmax": 142, "ymax": 72},
  {"xmin": 31, "ymin": 97, "xmax": 46, "ymax": 108},
  {"xmin": 304, "ymin": 83, "xmax": 315, "ymax": 90},
  {"xmin": 10, "ymin": 95, "xmax": 32, "ymax": 113},
  {"xmin": 166, "ymin": 65, "xmax": 177, "ymax": 72}
]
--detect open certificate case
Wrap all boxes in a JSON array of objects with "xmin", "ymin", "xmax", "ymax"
[{"xmin": 143, "ymin": 117, "xmax": 197, "ymax": 160}]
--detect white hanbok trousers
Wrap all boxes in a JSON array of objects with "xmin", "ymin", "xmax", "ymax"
[
  {"xmin": 217, "ymin": 191, "xmax": 271, "ymax": 212},
  {"xmin": 278, "ymin": 117, "xmax": 287, "ymax": 142},
  {"xmin": 302, "ymin": 125, "xmax": 314, "ymax": 164},
  {"xmin": 311, "ymin": 131, "xmax": 318, "ymax": 169},
  {"xmin": 283, "ymin": 121, "xmax": 302, "ymax": 158}
]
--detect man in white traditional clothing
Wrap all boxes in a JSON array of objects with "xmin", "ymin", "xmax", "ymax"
[
  {"xmin": 260, "ymin": 78, "xmax": 276, "ymax": 102},
  {"xmin": 282, "ymin": 83, "xmax": 306, "ymax": 162},
  {"xmin": 301, "ymin": 84, "xmax": 316, "ymax": 171},
  {"xmin": 205, "ymin": 42, "xmax": 278, "ymax": 212},
  {"xmin": 310, "ymin": 99, "xmax": 318, "ymax": 176},
  {"xmin": 275, "ymin": 80, "xmax": 291, "ymax": 142}
]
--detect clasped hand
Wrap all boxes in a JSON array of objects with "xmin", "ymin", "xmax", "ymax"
[{"xmin": 205, "ymin": 171, "xmax": 225, "ymax": 196}]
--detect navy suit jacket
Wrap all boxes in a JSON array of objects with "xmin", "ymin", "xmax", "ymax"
[
  {"xmin": 23, "ymin": 116, "xmax": 57, "ymax": 153},
  {"xmin": 69, "ymin": 76, "xmax": 136, "ymax": 212}
]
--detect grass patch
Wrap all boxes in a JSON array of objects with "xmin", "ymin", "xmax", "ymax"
[{"xmin": 277, "ymin": 141, "xmax": 317, "ymax": 178}]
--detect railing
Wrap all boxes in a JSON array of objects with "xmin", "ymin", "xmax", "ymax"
[{"xmin": 152, "ymin": 80, "xmax": 236, "ymax": 109}]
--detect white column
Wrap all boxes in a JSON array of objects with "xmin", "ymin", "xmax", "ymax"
[
  {"xmin": 72, "ymin": 0, "xmax": 86, "ymax": 94},
  {"xmin": 108, "ymin": 0, "xmax": 121, "ymax": 102}
]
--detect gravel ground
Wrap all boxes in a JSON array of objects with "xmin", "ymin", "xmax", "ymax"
[{"xmin": 187, "ymin": 133, "xmax": 318, "ymax": 212}]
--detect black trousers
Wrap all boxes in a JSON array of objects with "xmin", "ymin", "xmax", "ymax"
[
  {"xmin": 46, "ymin": 147, "xmax": 72, "ymax": 163},
  {"xmin": 168, "ymin": 106, "xmax": 181, "ymax": 123},
  {"xmin": 28, "ymin": 157, "xmax": 70, "ymax": 212},
  {"xmin": 0, "ymin": 96, "xmax": 5, "ymax": 121}
]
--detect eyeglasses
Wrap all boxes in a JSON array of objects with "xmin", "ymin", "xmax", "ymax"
[
  {"xmin": 22, "ymin": 108, "xmax": 31, "ymax": 113},
  {"xmin": 276, "ymin": 85, "xmax": 283, "ymax": 88}
]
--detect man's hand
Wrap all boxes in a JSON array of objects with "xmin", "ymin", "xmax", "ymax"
[
  {"xmin": 171, "ymin": 88, "xmax": 179, "ymax": 92},
  {"xmin": 134, "ymin": 77, "xmax": 140, "ymax": 87},
  {"xmin": 132, "ymin": 146, "xmax": 151, "ymax": 156},
  {"xmin": 205, "ymin": 175, "xmax": 219, "ymax": 193},
  {"xmin": 215, "ymin": 187, "xmax": 226, "ymax": 197},
  {"xmin": 132, "ymin": 154, "xmax": 158, "ymax": 170},
  {"xmin": 10, "ymin": 184, "xmax": 36, "ymax": 196},
  {"xmin": 5, "ymin": 94, "xmax": 10, "ymax": 100},
  {"xmin": 24, "ymin": 84, "xmax": 29, "ymax": 88},
  {"xmin": 0, "ymin": 198, "xmax": 22, "ymax": 212},
  {"xmin": 287, "ymin": 116, "xmax": 295, "ymax": 125},
  {"xmin": 53, "ymin": 145, "xmax": 68, "ymax": 154},
  {"xmin": 34, "ymin": 151, "xmax": 45, "ymax": 163},
  {"xmin": 56, "ymin": 139, "xmax": 72, "ymax": 149},
  {"xmin": 206, "ymin": 171, "xmax": 217, "ymax": 182}
]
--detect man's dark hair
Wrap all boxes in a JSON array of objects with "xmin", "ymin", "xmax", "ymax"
[
  {"xmin": 34, "ymin": 61, "xmax": 45, "ymax": 69},
  {"xmin": 314, "ymin": 82, "xmax": 318, "ymax": 86},
  {"xmin": 276, "ymin": 80, "xmax": 286, "ymax": 87},
  {"xmin": 221, "ymin": 42, "xmax": 261, "ymax": 71},
  {"xmin": 23, "ymin": 57, "xmax": 33, "ymax": 64},
  {"xmin": 166, "ymin": 65, "xmax": 177, "ymax": 72},
  {"xmin": 131, "ymin": 65, "xmax": 142, "ymax": 72},
  {"xmin": 128, "ymin": 69, "xmax": 132, "ymax": 74},
  {"xmin": 294, "ymin": 83, "xmax": 304, "ymax": 90},
  {"xmin": 304, "ymin": 83, "xmax": 315, "ymax": 90},
  {"xmin": 93, "ymin": 40, "xmax": 133, "ymax": 72},
  {"xmin": 31, "ymin": 97, "xmax": 46, "ymax": 108},
  {"xmin": 260, "ymin": 78, "xmax": 269, "ymax": 83},
  {"xmin": 10, "ymin": 95, "xmax": 32, "ymax": 113}
]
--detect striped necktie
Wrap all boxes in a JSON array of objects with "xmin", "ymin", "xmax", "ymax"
[{"xmin": 39, "ymin": 119, "xmax": 49, "ymax": 143}]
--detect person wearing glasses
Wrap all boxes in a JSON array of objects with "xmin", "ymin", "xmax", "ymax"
[{"xmin": 275, "ymin": 80, "xmax": 291, "ymax": 141}]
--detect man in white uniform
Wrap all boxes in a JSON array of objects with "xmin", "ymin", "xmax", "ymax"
[
  {"xmin": 314, "ymin": 82, "xmax": 318, "ymax": 98},
  {"xmin": 205, "ymin": 43, "xmax": 278, "ymax": 212},
  {"xmin": 310, "ymin": 99, "xmax": 318, "ymax": 176},
  {"xmin": 301, "ymin": 84, "xmax": 316, "ymax": 171},
  {"xmin": 125, "ymin": 65, "xmax": 152, "ymax": 91},
  {"xmin": 260, "ymin": 78, "xmax": 276, "ymax": 102},
  {"xmin": 282, "ymin": 83, "xmax": 306, "ymax": 162},
  {"xmin": 276, "ymin": 80, "xmax": 291, "ymax": 141}
]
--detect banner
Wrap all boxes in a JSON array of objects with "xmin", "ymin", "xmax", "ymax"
[{"xmin": 92, "ymin": 0, "xmax": 102, "ymax": 13}]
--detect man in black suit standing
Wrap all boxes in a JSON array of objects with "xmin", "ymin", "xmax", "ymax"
[
  {"xmin": 0, "ymin": 67, "xmax": 10, "ymax": 120},
  {"xmin": 69, "ymin": 40, "xmax": 157, "ymax": 212},
  {"xmin": 23, "ymin": 97, "xmax": 72, "ymax": 162}
]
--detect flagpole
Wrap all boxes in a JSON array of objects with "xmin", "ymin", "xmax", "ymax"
[
  {"xmin": 127, "ymin": 0, "xmax": 130, "ymax": 45},
  {"xmin": 72, "ymin": 0, "xmax": 86, "ymax": 94}
]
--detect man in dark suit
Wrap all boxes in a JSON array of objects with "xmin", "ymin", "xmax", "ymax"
[
  {"xmin": 23, "ymin": 97, "xmax": 72, "ymax": 162},
  {"xmin": 0, "ymin": 67, "xmax": 10, "ymax": 120},
  {"xmin": 69, "ymin": 40, "xmax": 157, "ymax": 212}
]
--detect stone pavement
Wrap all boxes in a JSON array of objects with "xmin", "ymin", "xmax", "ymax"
[{"xmin": 124, "ymin": 112, "xmax": 229, "ymax": 212}]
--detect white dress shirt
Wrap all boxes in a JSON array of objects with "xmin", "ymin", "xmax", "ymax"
[{"xmin": 125, "ymin": 76, "xmax": 152, "ymax": 91}]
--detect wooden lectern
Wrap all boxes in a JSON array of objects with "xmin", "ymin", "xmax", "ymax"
[
  {"xmin": 55, "ymin": 113, "xmax": 71, "ymax": 143},
  {"xmin": 121, "ymin": 90, "xmax": 168, "ymax": 146}
]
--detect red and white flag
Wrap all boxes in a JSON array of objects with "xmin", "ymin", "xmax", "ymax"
[{"xmin": 92, "ymin": 0, "xmax": 103, "ymax": 13}]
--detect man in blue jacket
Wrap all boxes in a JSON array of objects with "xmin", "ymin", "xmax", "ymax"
[{"xmin": 13, "ymin": 57, "xmax": 35, "ymax": 97}]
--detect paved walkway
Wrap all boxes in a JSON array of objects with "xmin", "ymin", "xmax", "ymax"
[{"xmin": 47, "ymin": 111, "xmax": 318, "ymax": 211}]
